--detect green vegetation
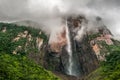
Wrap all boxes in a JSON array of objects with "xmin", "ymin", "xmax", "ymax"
[
  {"xmin": 86, "ymin": 45, "xmax": 120, "ymax": 80},
  {"xmin": 88, "ymin": 33, "xmax": 101, "ymax": 40},
  {"xmin": 0, "ymin": 23, "xmax": 60, "ymax": 80},
  {"xmin": 0, "ymin": 53, "xmax": 60, "ymax": 80},
  {"xmin": 0, "ymin": 22, "xmax": 48, "ymax": 54},
  {"xmin": 101, "ymin": 50, "xmax": 120, "ymax": 80}
]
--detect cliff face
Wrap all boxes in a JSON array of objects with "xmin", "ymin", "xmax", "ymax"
[{"xmin": 44, "ymin": 16, "xmax": 116, "ymax": 79}]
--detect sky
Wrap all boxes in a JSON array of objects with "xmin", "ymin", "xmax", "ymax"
[{"xmin": 0, "ymin": 0, "xmax": 120, "ymax": 40}]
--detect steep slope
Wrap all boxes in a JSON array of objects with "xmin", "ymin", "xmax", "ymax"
[
  {"xmin": 44, "ymin": 16, "xmax": 120, "ymax": 80},
  {"xmin": 85, "ymin": 46, "xmax": 120, "ymax": 80},
  {"xmin": 0, "ymin": 22, "xmax": 60, "ymax": 80}
]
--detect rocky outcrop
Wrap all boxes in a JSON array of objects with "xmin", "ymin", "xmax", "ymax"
[
  {"xmin": 89, "ymin": 26, "xmax": 113, "ymax": 61},
  {"xmin": 36, "ymin": 37, "xmax": 44, "ymax": 51}
]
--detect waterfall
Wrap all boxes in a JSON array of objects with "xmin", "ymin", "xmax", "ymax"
[
  {"xmin": 65, "ymin": 20, "xmax": 81, "ymax": 76},
  {"xmin": 65, "ymin": 20, "xmax": 73, "ymax": 75}
]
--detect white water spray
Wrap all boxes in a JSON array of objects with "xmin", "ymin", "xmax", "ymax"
[{"xmin": 65, "ymin": 20, "xmax": 73, "ymax": 75}]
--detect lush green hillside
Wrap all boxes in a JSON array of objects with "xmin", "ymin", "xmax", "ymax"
[
  {"xmin": 86, "ymin": 44, "xmax": 120, "ymax": 80},
  {"xmin": 0, "ymin": 22, "xmax": 47, "ymax": 54},
  {"xmin": 0, "ymin": 53, "xmax": 60, "ymax": 80},
  {"xmin": 0, "ymin": 23, "xmax": 60, "ymax": 80}
]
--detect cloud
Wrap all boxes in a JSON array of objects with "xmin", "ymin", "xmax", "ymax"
[
  {"xmin": 0, "ymin": 0, "xmax": 120, "ymax": 40},
  {"xmin": 0, "ymin": 0, "xmax": 29, "ymax": 20}
]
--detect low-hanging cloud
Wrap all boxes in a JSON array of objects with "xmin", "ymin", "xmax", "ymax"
[{"xmin": 0, "ymin": 0, "xmax": 120, "ymax": 40}]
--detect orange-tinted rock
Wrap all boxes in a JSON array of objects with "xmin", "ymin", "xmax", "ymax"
[
  {"xmin": 92, "ymin": 44, "xmax": 100, "ymax": 56},
  {"xmin": 49, "ymin": 27, "xmax": 67, "ymax": 52},
  {"xmin": 97, "ymin": 35, "xmax": 113, "ymax": 45}
]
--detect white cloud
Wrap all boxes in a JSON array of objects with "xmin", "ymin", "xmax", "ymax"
[{"xmin": 0, "ymin": 0, "xmax": 120, "ymax": 40}]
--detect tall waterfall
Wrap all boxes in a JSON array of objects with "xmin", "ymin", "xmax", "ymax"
[
  {"xmin": 65, "ymin": 20, "xmax": 81, "ymax": 76},
  {"xmin": 65, "ymin": 20, "xmax": 73, "ymax": 75}
]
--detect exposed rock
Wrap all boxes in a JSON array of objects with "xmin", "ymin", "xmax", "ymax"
[
  {"xmin": 36, "ymin": 37, "xmax": 43, "ymax": 51},
  {"xmin": 73, "ymin": 35, "xmax": 99, "ymax": 76},
  {"xmin": 22, "ymin": 30, "xmax": 28, "ymax": 38},
  {"xmin": 13, "ymin": 36, "xmax": 21, "ymax": 42},
  {"xmin": 13, "ymin": 31, "xmax": 32, "ymax": 42},
  {"xmin": 89, "ymin": 26, "xmax": 113, "ymax": 61},
  {"xmin": 49, "ymin": 27, "xmax": 67, "ymax": 53},
  {"xmin": 28, "ymin": 34, "xmax": 32, "ymax": 41},
  {"xmin": 12, "ymin": 50, "xmax": 17, "ymax": 54},
  {"xmin": 12, "ymin": 46, "xmax": 22, "ymax": 55},
  {"xmin": 39, "ymin": 31, "xmax": 42, "ymax": 35},
  {"xmin": 1, "ymin": 27, "xmax": 6, "ymax": 33}
]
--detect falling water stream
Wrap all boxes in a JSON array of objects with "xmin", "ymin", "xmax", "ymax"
[
  {"xmin": 65, "ymin": 20, "xmax": 73, "ymax": 75},
  {"xmin": 65, "ymin": 20, "xmax": 81, "ymax": 77}
]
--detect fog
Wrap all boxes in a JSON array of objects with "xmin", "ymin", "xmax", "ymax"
[{"xmin": 0, "ymin": 0, "xmax": 120, "ymax": 40}]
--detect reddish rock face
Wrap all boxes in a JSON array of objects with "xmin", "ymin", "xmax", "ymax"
[{"xmin": 49, "ymin": 27, "xmax": 67, "ymax": 52}]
